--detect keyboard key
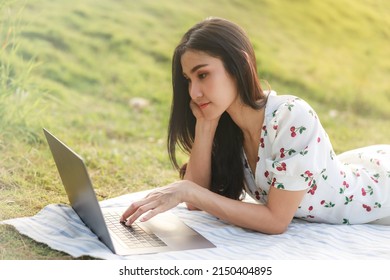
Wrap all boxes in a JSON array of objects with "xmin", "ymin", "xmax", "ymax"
[{"xmin": 103, "ymin": 212, "xmax": 166, "ymax": 248}]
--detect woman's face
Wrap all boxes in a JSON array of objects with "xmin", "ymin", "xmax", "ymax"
[{"xmin": 181, "ymin": 50, "xmax": 239, "ymax": 120}]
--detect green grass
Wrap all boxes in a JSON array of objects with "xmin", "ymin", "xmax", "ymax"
[{"xmin": 1, "ymin": 0, "xmax": 389, "ymax": 259}]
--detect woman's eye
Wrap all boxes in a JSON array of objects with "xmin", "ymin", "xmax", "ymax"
[{"xmin": 198, "ymin": 73, "xmax": 207, "ymax": 79}]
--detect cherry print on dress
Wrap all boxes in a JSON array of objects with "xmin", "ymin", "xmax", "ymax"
[
  {"xmin": 280, "ymin": 148, "xmax": 296, "ymax": 158},
  {"xmin": 254, "ymin": 188, "xmax": 267, "ymax": 201},
  {"xmin": 370, "ymin": 158, "xmax": 381, "ymax": 166},
  {"xmin": 290, "ymin": 126, "xmax": 306, "ymax": 137},
  {"xmin": 262, "ymin": 125, "xmax": 268, "ymax": 136},
  {"xmin": 343, "ymin": 218, "xmax": 351, "ymax": 225},
  {"xmin": 320, "ymin": 168, "xmax": 328, "ymax": 180},
  {"xmin": 300, "ymin": 146, "xmax": 309, "ymax": 156},
  {"xmin": 361, "ymin": 186, "xmax": 373, "ymax": 196},
  {"xmin": 339, "ymin": 180, "xmax": 350, "ymax": 194},
  {"xmin": 344, "ymin": 195, "xmax": 354, "ymax": 205},
  {"xmin": 301, "ymin": 170, "xmax": 317, "ymax": 195},
  {"xmin": 320, "ymin": 200, "xmax": 335, "ymax": 208},
  {"xmin": 370, "ymin": 173, "xmax": 380, "ymax": 183},
  {"xmin": 264, "ymin": 170, "xmax": 273, "ymax": 186},
  {"xmin": 280, "ymin": 148, "xmax": 285, "ymax": 158},
  {"xmin": 362, "ymin": 204, "xmax": 372, "ymax": 212},
  {"xmin": 272, "ymin": 161, "xmax": 286, "ymax": 171},
  {"xmin": 352, "ymin": 169, "xmax": 361, "ymax": 177},
  {"xmin": 254, "ymin": 190, "xmax": 261, "ymax": 200},
  {"xmin": 259, "ymin": 137, "xmax": 265, "ymax": 148},
  {"xmin": 306, "ymin": 206, "xmax": 315, "ymax": 219},
  {"xmin": 271, "ymin": 178, "xmax": 285, "ymax": 189}
]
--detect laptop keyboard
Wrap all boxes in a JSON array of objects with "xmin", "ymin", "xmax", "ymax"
[{"xmin": 104, "ymin": 212, "xmax": 166, "ymax": 248}]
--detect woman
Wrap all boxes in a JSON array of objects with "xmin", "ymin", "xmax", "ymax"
[{"xmin": 121, "ymin": 17, "xmax": 390, "ymax": 234}]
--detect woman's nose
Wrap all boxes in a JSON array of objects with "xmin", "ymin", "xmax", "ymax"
[{"xmin": 189, "ymin": 82, "xmax": 203, "ymax": 99}]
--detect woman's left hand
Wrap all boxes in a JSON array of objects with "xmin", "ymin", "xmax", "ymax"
[{"xmin": 120, "ymin": 180, "xmax": 192, "ymax": 226}]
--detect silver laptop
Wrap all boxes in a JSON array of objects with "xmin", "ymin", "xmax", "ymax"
[{"xmin": 43, "ymin": 128, "xmax": 215, "ymax": 255}]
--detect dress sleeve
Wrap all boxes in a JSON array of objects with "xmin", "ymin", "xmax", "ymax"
[{"xmin": 265, "ymin": 97, "xmax": 329, "ymax": 191}]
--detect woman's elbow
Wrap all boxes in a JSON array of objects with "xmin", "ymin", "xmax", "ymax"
[
  {"xmin": 255, "ymin": 220, "xmax": 290, "ymax": 235},
  {"xmin": 268, "ymin": 224, "xmax": 289, "ymax": 235},
  {"xmin": 185, "ymin": 202, "xmax": 199, "ymax": 211}
]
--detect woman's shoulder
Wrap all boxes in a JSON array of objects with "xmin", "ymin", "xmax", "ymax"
[{"xmin": 264, "ymin": 91, "xmax": 315, "ymax": 119}]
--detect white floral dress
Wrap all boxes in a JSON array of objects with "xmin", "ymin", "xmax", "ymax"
[{"xmin": 243, "ymin": 91, "xmax": 390, "ymax": 224}]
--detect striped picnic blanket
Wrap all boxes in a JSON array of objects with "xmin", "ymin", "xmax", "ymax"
[{"xmin": 2, "ymin": 190, "xmax": 390, "ymax": 259}]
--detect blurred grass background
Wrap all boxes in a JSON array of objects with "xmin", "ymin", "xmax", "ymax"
[{"xmin": 0, "ymin": 0, "xmax": 389, "ymax": 259}]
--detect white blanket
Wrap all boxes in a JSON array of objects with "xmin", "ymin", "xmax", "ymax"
[{"xmin": 2, "ymin": 190, "xmax": 390, "ymax": 259}]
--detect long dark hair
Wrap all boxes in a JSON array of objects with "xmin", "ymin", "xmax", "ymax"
[{"xmin": 168, "ymin": 17, "xmax": 267, "ymax": 200}]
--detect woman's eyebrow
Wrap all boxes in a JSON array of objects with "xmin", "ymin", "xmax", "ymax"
[
  {"xmin": 190, "ymin": 64, "xmax": 208, "ymax": 73},
  {"xmin": 183, "ymin": 64, "xmax": 209, "ymax": 76}
]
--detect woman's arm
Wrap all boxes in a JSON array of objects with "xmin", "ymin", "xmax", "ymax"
[
  {"xmin": 183, "ymin": 119, "xmax": 217, "ymax": 188},
  {"xmin": 186, "ymin": 182, "xmax": 307, "ymax": 234},
  {"xmin": 182, "ymin": 101, "xmax": 219, "ymax": 209},
  {"xmin": 121, "ymin": 180, "xmax": 306, "ymax": 234}
]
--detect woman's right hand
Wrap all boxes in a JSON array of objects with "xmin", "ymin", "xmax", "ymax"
[
  {"xmin": 189, "ymin": 100, "xmax": 204, "ymax": 120},
  {"xmin": 189, "ymin": 100, "xmax": 222, "ymax": 125}
]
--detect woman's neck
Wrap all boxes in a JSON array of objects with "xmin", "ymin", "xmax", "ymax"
[{"xmin": 227, "ymin": 98, "xmax": 265, "ymax": 142}]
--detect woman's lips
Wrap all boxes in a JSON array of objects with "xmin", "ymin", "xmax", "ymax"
[{"xmin": 199, "ymin": 102, "xmax": 211, "ymax": 109}]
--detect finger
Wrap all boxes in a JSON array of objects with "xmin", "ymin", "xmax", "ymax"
[
  {"xmin": 139, "ymin": 204, "xmax": 169, "ymax": 222},
  {"xmin": 139, "ymin": 208, "xmax": 159, "ymax": 223},
  {"xmin": 189, "ymin": 100, "xmax": 197, "ymax": 111},
  {"xmin": 139, "ymin": 197, "xmax": 180, "ymax": 222},
  {"xmin": 120, "ymin": 198, "xmax": 150, "ymax": 222},
  {"xmin": 120, "ymin": 188, "xmax": 165, "ymax": 222},
  {"xmin": 189, "ymin": 100, "xmax": 202, "ymax": 119},
  {"xmin": 120, "ymin": 202, "xmax": 138, "ymax": 222},
  {"xmin": 125, "ymin": 200, "xmax": 160, "ymax": 225}
]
